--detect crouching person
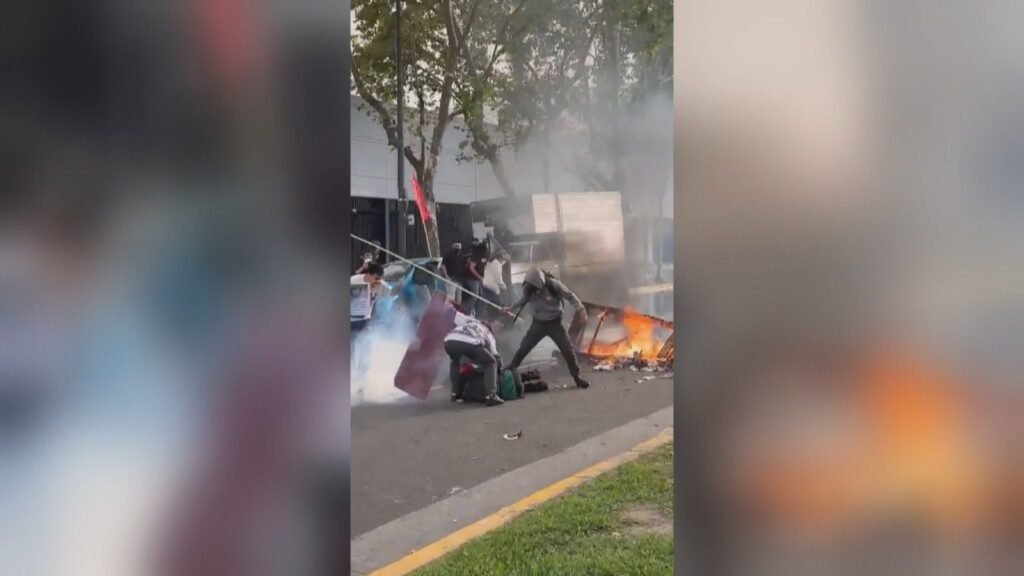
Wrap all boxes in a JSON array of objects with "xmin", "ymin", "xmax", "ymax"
[{"xmin": 444, "ymin": 311, "xmax": 503, "ymax": 407}]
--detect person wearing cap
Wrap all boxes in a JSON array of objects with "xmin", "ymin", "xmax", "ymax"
[{"xmin": 504, "ymin": 268, "xmax": 591, "ymax": 389}]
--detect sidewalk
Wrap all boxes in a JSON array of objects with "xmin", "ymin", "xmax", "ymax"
[{"xmin": 360, "ymin": 427, "xmax": 674, "ymax": 576}]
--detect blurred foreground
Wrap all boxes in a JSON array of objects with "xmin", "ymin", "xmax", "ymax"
[
  {"xmin": 677, "ymin": 2, "xmax": 1023, "ymax": 575},
  {"xmin": 2, "ymin": 2, "xmax": 350, "ymax": 574}
]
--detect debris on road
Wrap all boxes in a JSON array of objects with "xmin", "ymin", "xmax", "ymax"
[
  {"xmin": 503, "ymin": 431, "xmax": 523, "ymax": 441},
  {"xmin": 591, "ymin": 355, "xmax": 673, "ymax": 373}
]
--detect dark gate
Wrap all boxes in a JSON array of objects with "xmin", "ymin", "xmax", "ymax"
[
  {"xmin": 387, "ymin": 200, "xmax": 474, "ymax": 259},
  {"xmin": 353, "ymin": 198, "xmax": 474, "ymax": 268},
  {"xmin": 351, "ymin": 197, "xmax": 387, "ymax": 269}
]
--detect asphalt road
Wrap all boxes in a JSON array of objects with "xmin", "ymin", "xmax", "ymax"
[{"xmin": 350, "ymin": 360, "xmax": 674, "ymax": 537}]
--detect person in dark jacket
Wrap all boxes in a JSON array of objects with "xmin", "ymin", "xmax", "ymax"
[
  {"xmin": 439, "ymin": 242, "xmax": 463, "ymax": 301},
  {"xmin": 460, "ymin": 241, "xmax": 488, "ymax": 316},
  {"xmin": 504, "ymin": 268, "xmax": 591, "ymax": 389}
]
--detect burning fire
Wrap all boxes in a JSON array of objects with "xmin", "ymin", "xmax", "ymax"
[{"xmin": 585, "ymin": 308, "xmax": 667, "ymax": 360}]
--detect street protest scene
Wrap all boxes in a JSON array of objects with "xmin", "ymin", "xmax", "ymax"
[
  {"xmin": 349, "ymin": 203, "xmax": 675, "ymax": 575},
  {"xmin": 349, "ymin": 0, "xmax": 673, "ymax": 571}
]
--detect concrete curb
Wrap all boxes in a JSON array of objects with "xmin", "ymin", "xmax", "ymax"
[{"xmin": 350, "ymin": 405, "xmax": 673, "ymax": 575}]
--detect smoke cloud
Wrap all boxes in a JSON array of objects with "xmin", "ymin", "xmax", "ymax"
[
  {"xmin": 482, "ymin": 90, "xmax": 674, "ymax": 312},
  {"xmin": 350, "ymin": 291, "xmax": 449, "ymax": 405},
  {"xmin": 350, "ymin": 305, "xmax": 415, "ymax": 406}
]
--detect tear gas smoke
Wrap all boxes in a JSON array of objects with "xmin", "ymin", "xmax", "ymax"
[
  {"xmin": 350, "ymin": 289, "xmax": 449, "ymax": 405},
  {"xmin": 350, "ymin": 303, "xmax": 416, "ymax": 406}
]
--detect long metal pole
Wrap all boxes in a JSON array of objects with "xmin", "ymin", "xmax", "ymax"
[
  {"xmin": 352, "ymin": 233, "xmax": 516, "ymax": 319},
  {"xmin": 395, "ymin": 0, "xmax": 407, "ymax": 256}
]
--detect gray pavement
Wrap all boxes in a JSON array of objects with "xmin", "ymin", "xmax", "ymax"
[
  {"xmin": 350, "ymin": 360, "xmax": 675, "ymax": 537},
  {"xmin": 351, "ymin": 406, "xmax": 673, "ymax": 575}
]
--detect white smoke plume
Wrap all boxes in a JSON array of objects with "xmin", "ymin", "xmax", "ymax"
[{"xmin": 350, "ymin": 310, "xmax": 414, "ymax": 406}]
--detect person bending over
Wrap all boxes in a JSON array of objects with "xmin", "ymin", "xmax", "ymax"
[{"xmin": 443, "ymin": 311, "xmax": 503, "ymax": 406}]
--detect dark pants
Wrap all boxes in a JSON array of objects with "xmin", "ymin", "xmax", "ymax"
[
  {"xmin": 507, "ymin": 318, "xmax": 581, "ymax": 378},
  {"xmin": 444, "ymin": 340, "xmax": 497, "ymax": 398}
]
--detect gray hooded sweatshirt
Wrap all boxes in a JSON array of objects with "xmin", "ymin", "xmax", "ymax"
[{"xmin": 514, "ymin": 268, "xmax": 584, "ymax": 322}]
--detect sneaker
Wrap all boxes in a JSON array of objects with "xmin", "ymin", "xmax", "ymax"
[
  {"xmin": 484, "ymin": 395, "xmax": 505, "ymax": 407},
  {"xmin": 451, "ymin": 393, "xmax": 463, "ymax": 403},
  {"xmin": 574, "ymin": 377, "xmax": 591, "ymax": 389}
]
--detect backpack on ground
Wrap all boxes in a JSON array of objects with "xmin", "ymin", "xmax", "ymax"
[
  {"xmin": 498, "ymin": 369, "xmax": 523, "ymax": 400},
  {"xmin": 458, "ymin": 365, "xmax": 523, "ymax": 402}
]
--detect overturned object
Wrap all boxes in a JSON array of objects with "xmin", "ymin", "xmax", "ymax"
[{"xmin": 580, "ymin": 303, "xmax": 674, "ymax": 371}]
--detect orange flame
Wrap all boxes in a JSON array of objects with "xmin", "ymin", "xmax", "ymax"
[{"xmin": 586, "ymin": 309, "xmax": 666, "ymax": 359}]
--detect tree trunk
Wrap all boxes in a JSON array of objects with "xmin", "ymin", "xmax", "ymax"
[{"xmin": 422, "ymin": 213, "xmax": 441, "ymax": 257}]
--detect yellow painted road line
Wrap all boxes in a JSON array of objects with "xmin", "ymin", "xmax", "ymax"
[{"xmin": 369, "ymin": 428, "xmax": 674, "ymax": 576}]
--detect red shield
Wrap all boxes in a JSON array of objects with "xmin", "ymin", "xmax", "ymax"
[{"xmin": 394, "ymin": 294, "xmax": 456, "ymax": 399}]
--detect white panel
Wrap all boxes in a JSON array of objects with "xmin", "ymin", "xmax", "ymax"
[
  {"xmin": 532, "ymin": 195, "xmax": 558, "ymax": 233},
  {"xmin": 557, "ymin": 192, "xmax": 625, "ymax": 265}
]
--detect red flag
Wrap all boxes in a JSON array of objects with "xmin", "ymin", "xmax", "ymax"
[{"xmin": 411, "ymin": 175, "xmax": 431, "ymax": 222}]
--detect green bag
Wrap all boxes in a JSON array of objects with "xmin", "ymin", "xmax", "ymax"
[{"xmin": 498, "ymin": 369, "xmax": 523, "ymax": 400}]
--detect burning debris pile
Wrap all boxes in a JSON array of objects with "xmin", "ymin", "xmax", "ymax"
[{"xmin": 580, "ymin": 306, "xmax": 674, "ymax": 373}]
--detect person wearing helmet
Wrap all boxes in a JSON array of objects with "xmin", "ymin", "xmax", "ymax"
[{"xmin": 504, "ymin": 268, "xmax": 591, "ymax": 389}]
